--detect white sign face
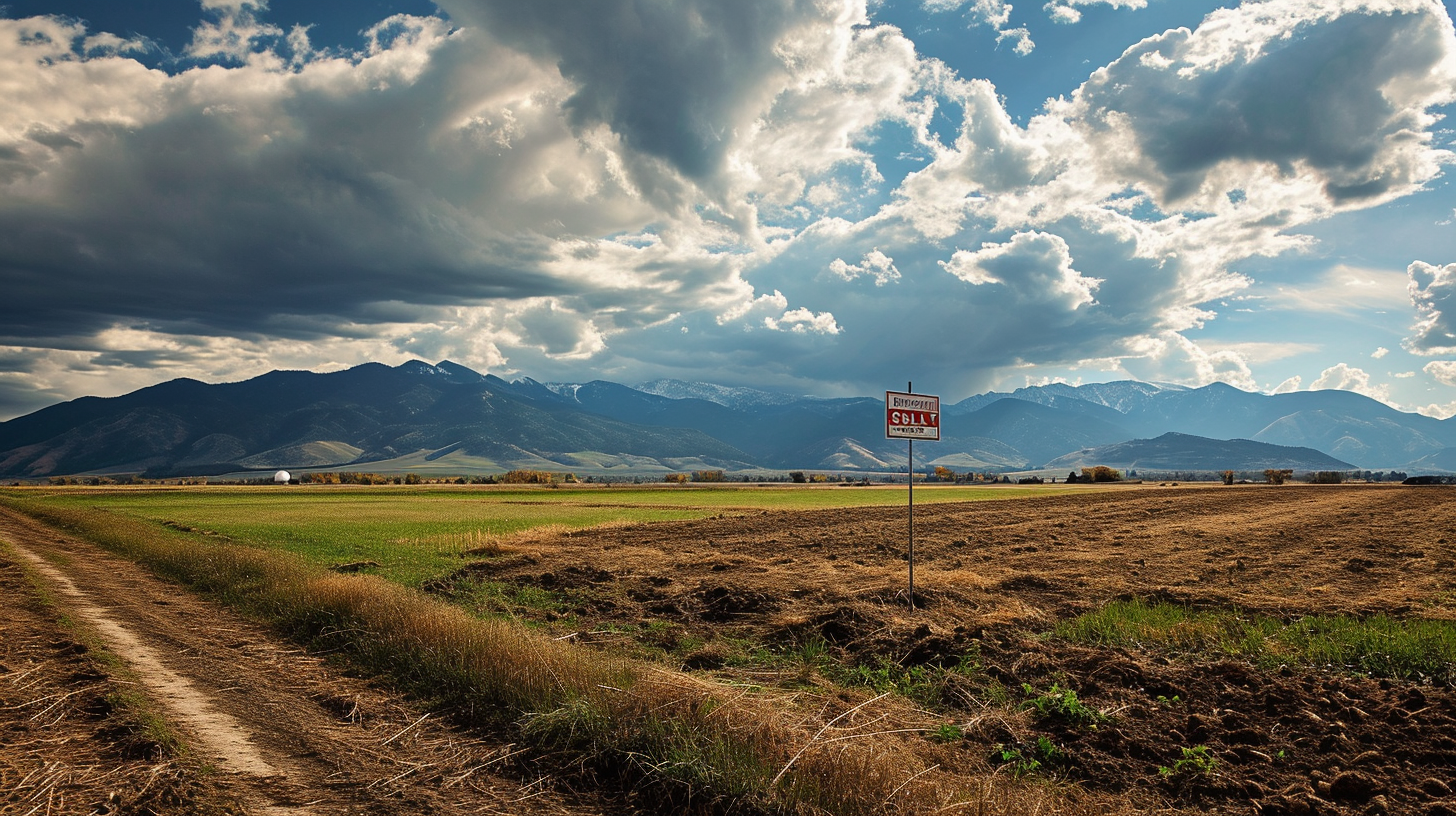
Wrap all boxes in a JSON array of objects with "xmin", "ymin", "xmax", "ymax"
[{"xmin": 886, "ymin": 391, "xmax": 940, "ymax": 440}]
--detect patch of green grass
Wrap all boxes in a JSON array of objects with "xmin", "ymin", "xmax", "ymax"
[
  {"xmin": 834, "ymin": 656, "xmax": 944, "ymax": 706},
  {"xmin": 450, "ymin": 579, "xmax": 577, "ymax": 623},
  {"xmin": 1019, "ymin": 683, "xmax": 1106, "ymax": 727},
  {"xmin": 1055, "ymin": 597, "xmax": 1456, "ymax": 682}
]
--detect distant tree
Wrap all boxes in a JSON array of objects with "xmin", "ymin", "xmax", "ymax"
[
  {"xmin": 1066, "ymin": 471, "xmax": 1079, "ymax": 484},
  {"xmin": 691, "ymin": 470, "xmax": 725, "ymax": 482},
  {"xmin": 404, "ymin": 473, "xmax": 422, "ymax": 485},
  {"xmin": 789, "ymin": 471, "xmax": 807, "ymax": 484},
  {"xmin": 1082, "ymin": 466, "xmax": 1122, "ymax": 482},
  {"xmin": 501, "ymin": 470, "xmax": 556, "ymax": 484},
  {"xmin": 1263, "ymin": 468, "xmax": 1293, "ymax": 485},
  {"xmin": 664, "ymin": 473, "xmax": 688, "ymax": 484},
  {"xmin": 933, "ymin": 466, "xmax": 955, "ymax": 482},
  {"xmin": 1309, "ymin": 471, "xmax": 1345, "ymax": 484},
  {"xmin": 1222, "ymin": 470, "xmax": 1235, "ymax": 486}
]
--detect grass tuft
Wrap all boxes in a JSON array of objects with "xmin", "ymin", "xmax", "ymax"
[{"xmin": 1055, "ymin": 597, "xmax": 1456, "ymax": 682}]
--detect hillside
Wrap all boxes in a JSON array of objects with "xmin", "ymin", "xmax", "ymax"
[
  {"xmin": 0, "ymin": 361, "xmax": 751, "ymax": 478},
  {"xmin": 1043, "ymin": 432, "xmax": 1357, "ymax": 472},
  {"xmin": 2, "ymin": 363, "xmax": 1453, "ymax": 477}
]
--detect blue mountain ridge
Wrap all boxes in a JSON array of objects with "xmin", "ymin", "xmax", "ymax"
[{"xmin": 1, "ymin": 360, "xmax": 1452, "ymax": 478}]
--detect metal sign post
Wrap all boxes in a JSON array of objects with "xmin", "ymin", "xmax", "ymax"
[{"xmin": 886, "ymin": 384, "xmax": 940, "ymax": 611}]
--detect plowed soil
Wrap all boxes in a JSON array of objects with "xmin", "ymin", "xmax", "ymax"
[
  {"xmin": 0, "ymin": 507, "xmax": 623, "ymax": 816},
  {"xmin": 430, "ymin": 485, "xmax": 1456, "ymax": 815}
]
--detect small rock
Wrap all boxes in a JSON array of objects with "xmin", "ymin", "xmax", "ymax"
[{"xmin": 1364, "ymin": 795, "xmax": 1389, "ymax": 816}]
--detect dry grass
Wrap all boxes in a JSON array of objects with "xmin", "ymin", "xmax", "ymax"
[{"xmin": 0, "ymin": 496, "xmax": 1120, "ymax": 816}]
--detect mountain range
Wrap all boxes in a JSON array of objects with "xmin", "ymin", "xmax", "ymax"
[{"xmin": 2, "ymin": 359, "xmax": 1453, "ymax": 479}]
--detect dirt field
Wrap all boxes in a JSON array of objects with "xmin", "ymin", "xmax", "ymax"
[
  {"xmin": 0, "ymin": 507, "xmax": 627, "ymax": 816},
  {"xmin": 4, "ymin": 485, "xmax": 1456, "ymax": 815},
  {"xmin": 428, "ymin": 485, "xmax": 1456, "ymax": 815}
]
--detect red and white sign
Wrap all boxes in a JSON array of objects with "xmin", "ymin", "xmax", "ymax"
[{"xmin": 886, "ymin": 391, "xmax": 940, "ymax": 440}]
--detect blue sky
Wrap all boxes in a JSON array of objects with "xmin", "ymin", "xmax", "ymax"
[{"xmin": 1, "ymin": 0, "xmax": 1455, "ymax": 420}]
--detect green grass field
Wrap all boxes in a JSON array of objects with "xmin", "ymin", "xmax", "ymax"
[{"xmin": 5, "ymin": 483, "xmax": 1077, "ymax": 586}]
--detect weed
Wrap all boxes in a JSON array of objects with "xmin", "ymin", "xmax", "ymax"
[
  {"xmin": 1155, "ymin": 694, "xmax": 1183, "ymax": 707},
  {"xmin": 981, "ymin": 677, "xmax": 1012, "ymax": 706},
  {"xmin": 929, "ymin": 723, "xmax": 964, "ymax": 743},
  {"xmin": 1020, "ymin": 683, "xmax": 1106, "ymax": 727},
  {"xmin": 991, "ymin": 736, "xmax": 1064, "ymax": 777},
  {"xmin": 1158, "ymin": 745, "xmax": 1218, "ymax": 777},
  {"xmin": 836, "ymin": 656, "xmax": 943, "ymax": 706},
  {"xmin": 796, "ymin": 634, "xmax": 829, "ymax": 666}
]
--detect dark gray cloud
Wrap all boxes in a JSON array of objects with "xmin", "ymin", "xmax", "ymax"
[
  {"xmin": 1074, "ymin": 2, "xmax": 1455, "ymax": 208},
  {"xmin": 438, "ymin": 0, "xmax": 826, "ymax": 186},
  {"xmin": 0, "ymin": 18, "xmax": 596, "ymax": 344}
]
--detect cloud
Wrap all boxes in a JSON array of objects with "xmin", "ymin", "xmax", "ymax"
[
  {"xmin": 187, "ymin": 0, "xmax": 283, "ymax": 62},
  {"xmin": 1310, "ymin": 362, "xmax": 1391, "ymax": 402},
  {"xmin": 764, "ymin": 307, "xmax": 841, "ymax": 334},
  {"xmin": 1425, "ymin": 360, "xmax": 1456, "ymax": 386},
  {"xmin": 996, "ymin": 27, "xmax": 1035, "ymax": 55},
  {"xmin": 1126, "ymin": 332, "xmax": 1257, "ymax": 390},
  {"xmin": 1271, "ymin": 375, "xmax": 1302, "ymax": 394},
  {"xmin": 1268, "ymin": 265, "xmax": 1411, "ymax": 315},
  {"xmin": 1405, "ymin": 261, "xmax": 1456, "ymax": 354},
  {"xmin": 1062, "ymin": 0, "xmax": 1456, "ymax": 213},
  {"xmin": 435, "ymin": 0, "xmax": 882, "ymax": 195},
  {"xmin": 939, "ymin": 232, "xmax": 1100, "ymax": 309},
  {"xmin": 829, "ymin": 249, "xmax": 901, "ymax": 286},
  {"xmin": 1372, "ymin": 346, "xmax": 1389, "ymax": 359},
  {"xmin": 1416, "ymin": 400, "xmax": 1456, "ymax": 419},
  {"xmin": 1044, "ymin": 0, "xmax": 1149, "ymax": 25},
  {"xmin": 922, "ymin": 0, "xmax": 1034, "ymax": 55}
]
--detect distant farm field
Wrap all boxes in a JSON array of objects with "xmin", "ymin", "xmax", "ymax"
[{"xmin": 9, "ymin": 483, "xmax": 1081, "ymax": 585}]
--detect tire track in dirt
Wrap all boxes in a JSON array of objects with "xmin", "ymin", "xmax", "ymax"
[
  {"xmin": 0, "ymin": 506, "xmax": 625, "ymax": 816},
  {"xmin": 8, "ymin": 542, "xmax": 283, "ymax": 781}
]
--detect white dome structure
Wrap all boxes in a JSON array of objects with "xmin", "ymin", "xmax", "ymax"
[{"xmin": 273, "ymin": 470, "xmax": 291, "ymax": 484}]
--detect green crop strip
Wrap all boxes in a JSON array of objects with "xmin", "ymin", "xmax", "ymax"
[{"xmin": 1055, "ymin": 597, "xmax": 1456, "ymax": 683}]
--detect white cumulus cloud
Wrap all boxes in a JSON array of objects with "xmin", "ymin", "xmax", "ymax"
[
  {"xmin": 1310, "ymin": 362, "xmax": 1391, "ymax": 402},
  {"xmin": 1425, "ymin": 360, "xmax": 1456, "ymax": 386},
  {"xmin": 939, "ymin": 232, "xmax": 1101, "ymax": 309},
  {"xmin": 1406, "ymin": 261, "xmax": 1456, "ymax": 354},
  {"xmin": 829, "ymin": 249, "xmax": 902, "ymax": 286}
]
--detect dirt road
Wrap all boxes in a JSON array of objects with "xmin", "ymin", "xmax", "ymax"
[{"xmin": 0, "ymin": 506, "xmax": 617, "ymax": 816}]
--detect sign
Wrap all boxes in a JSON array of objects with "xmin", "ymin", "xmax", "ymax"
[{"xmin": 885, "ymin": 390, "xmax": 940, "ymax": 440}]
